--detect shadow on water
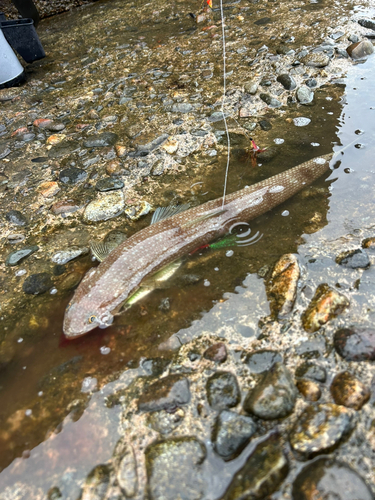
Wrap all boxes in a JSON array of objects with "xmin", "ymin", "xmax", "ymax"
[{"xmin": 3, "ymin": 0, "xmax": 373, "ymax": 495}]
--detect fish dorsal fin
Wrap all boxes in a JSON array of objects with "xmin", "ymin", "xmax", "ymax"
[
  {"xmin": 181, "ymin": 208, "xmax": 227, "ymax": 229},
  {"xmin": 90, "ymin": 240, "xmax": 119, "ymax": 262},
  {"xmin": 151, "ymin": 204, "xmax": 190, "ymax": 225}
]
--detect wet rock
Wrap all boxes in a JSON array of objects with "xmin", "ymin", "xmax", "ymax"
[
  {"xmin": 301, "ymin": 53, "xmax": 330, "ymax": 67},
  {"xmin": 289, "ymin": 403, "xmax": 355, "ymax": 457},
  {"xmin": 266, "ymin": 254, "xmax": 300, "ymax": 317},
  {"xmin": 171, "ymin": 103, "xmax": 193, "ymax": 113},
  {"xmin": 336, "ymin": 248, "xmax": 370, "ymax": 269},
  {"xmin": 37, "ymin": 181, "xmax": 60, "ymax": 198},
  {"xmin": 113, "ymin": 441, "xmax": 138, "ymax": 498},
  {"xmin": 244, "ymin": 350, "xmax": 282, "ymax": 374},
  {"xmin": 220, "ymin": 433, "xmax": 289, "ymax": 500},
  {"xmin": 256, "ymin": 146, "xmax": 278, "ymax": 162},
  {"xmin": 138, "ymin": 374, "xmax": 190, "ymax": 412},
  {"xmin": 53, "ymin": 264, "xmax": 66, "ymax": 276},
  {"xmin": 0, "ymin": 145, "xmax": 11, "ymax": 160},
  {"xmin": 292, "ymin": 457, "xmax": 374, "ymax": 500},
  {"xmin": 145, "ymin": 437, "xmax": 206, "ymax": 500},
  {"xmin": 81, "ymin": 464, "xmax": 111, "ymax": 500},
  {"xmin": 46, "ymin": 134, "xmax": 66, "ymax": 146},
  {"xmin": 259, "ymin": 93, "xmax": 282, "ymax": 108},
  {"xmin": 334, "ymin": 327, "xmax": 375, "ymax": 361},
  {"xmin": 95, "ymin": 178, "xmax": 124, "ymax": 191},
  {"xmin": 296, "ymin": 379, "xmax": 321, "ymax": 401},
  {"xmin": 106, "ymin": 159, "xmax": 122, "ymax": 175},
  {"xmin": 84, "ymin": 132, "xmax": 118, "ymax": 148},
  {"xmin": 362, "ymin": 237, "xmax": 375, "ymax": 248},
  {"xmin": 358, "ymin": 18, "xmax": 375, "ymax": 31},
  {"xmin": 258, "ymin": 119, "xmax": 272, "ymax": 130},
  {"xmin": 33, "ymin": 118, "xmax": 52, "ymax": 129},
  {"xmin": 276, "ymin": 74, "xmax": 297, "ymax": 90},
  {"xmin": 347, "ymin": 40, "xmax": 374, "ymax": 59},
  {"xmin": 104, "ymin": 229, "xmax": 127, "ymax": 247},
  {"xmin": 59, "ymin": 167, "xmax": 87, "ymax": 185},
  {"xmin": 203, "ymin": 343, "xmax": 227, "ymax": 363},
  {"xmin": 51, "ymin": 246, "xmax": 89, "ymax": 265},
  {"xmin": 243, "ymin": 363, "xmax": 297, "ymax": 419},
  {"xmin": 206, "ymin": 371, "xmax": 241, "ymax": 410},
  {"xmin": 124, "ymin": 201, "xmax": 152, "ymax": 221},
  {"xmin": 23, "ymin": 273, "xmax": 53, "ymax": 295},
  {"xmin": 5, "ymin": 246, "xmax": 38, "ymax": 266},
  {"xmin": 59, "ymin": 272, "xmax": 83, "ymax": 291},
  {"xmin": 330, "ymin": 371, "xmax": 370, "ymax": 410},
  {"xmin": 301, "ymin": 284, "xmax": 349, "ymax": 333},
  {"xmin": 47, "ymin": 122, "xmax": 66, "ymax": 132},
  {"xmin": 51, "ymin": 199, "xmax": 81, "ymax": 215},
  {"xmin": 208, "ymin": 111, "xmax": 229, "ymax": 122},
  {"xmin": 148, "ymin": 408, "xmax": 184, "ymax": 435},
  {"xmin": 47, "ymin": 486, "xmax": 62, "ymax": 500},
  {"xmin": 295, "ymin": 361, "xmax": 326, "ymax": 382},
  {"xmin": 213, "ymin": 410, "xmax": 256, "ymax": 460},
  {"xmin": 5, "ymin": 210, "xmax": 28, "ymax": 226},
  {"xmin": 305, "ymin": 78, "xmax": 317, "ymax": 88},
  {"xmin": 296, "ymin": 85, "xmax": 314, "ymax": 105},
  {"xmin": 83, "ymin": 191, "xmax": 125, "ymax": 222},
  {"xmin": 244, "ymin": 81, "xmax": 259, "ymax": 94},
  {"xmin": 137, "ymin": 134, "xmax": 169, "ymax": 154}
]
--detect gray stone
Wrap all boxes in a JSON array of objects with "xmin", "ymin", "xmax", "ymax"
[
  {"xmin": 289, "ymin": 403, "xmax": 355, "ymax": 457},
  {"xmin": 213, "ymin": 410, "xmax": 256, "ymax": 460},
  {"xmin": 334, "ymin": 327, "xmax": 375, "ymax": 361},
  {"xmin": 244, "ymin": 81, "xmax": 259, "ymax": 94},
  {"xmin": 51, "ymin": 246, "xmax": 89, "ymax": 265},
  {"xmin": 244, "ymin": 350, "xmax": 282, "ymax": 374},
  {"xmin": 148, "ymin": 409, "xmax": 184, "ymax": 435},
  {"xmin": 23, "ymin": 273, "xmax": 53, "ymax": 295},
  {"xmin": 206, "ymin": 371, "xmax": 241, "ymax": 410},
  {"xmin": 83, "ymin": 191, "xmax": 125, "ymax": 223},
  {"xmin": 59, "ymin": 167, "xmax": 87, "ymax": 185},
  {"xmin": 296, "ymin": 85, "xmax": 314, "ymax": 105},
  {"xmin": 292, "ymin": 457, "xmax": 374, "ymax": 500},
  {"xmin": 208, "ymin": 111, "xmax": 230, "ymax": 122},
  {"xmin": 138, "ymin": 374, "xmax": 190, "ymax": 412},
  {"xmin": 171, "ymin": 103, "xmax": 193, "ymax": 113},
  {"xmin": 220, "ymin": 434, "xmax": 289, "ymax": 500},
  {"xmin": 295, "ymin": 362, "xmax": 326, "ymax": 382},
  {"xmin": 336, "ymin": 248, "xmax": 370, "ymax": 269},
  {"xmin": 302, "ymin": 53, "xmax": 330, "ymax": 67},
  {"xmin": 358, "ymin": 19, "xmax": 375, "ymax": 31},
  {"xmin": 277, "ymin": 74, "xmax": 297, "ymax": 90},
  {"xmin": 305, "ymin": 78, "xmax": 317, "ymax": 88},
  {"xmin": 95, "ymin": 178, "xmax": 124, "ymax": 192},
  {"xmin": 113, "ymin": 441, "xmax": 138, "ymax": 498},
  {"xmin": 6, "ymin": 246, "xmax": 39, "ymax": 266},
  {"xmin": 259, "ymin": 93, "xmax": 282, "ymax": 107},
  {"xmin": 81, "ymin": 464, "xmax": 111, "ymax": 500},
  {"xmin": 5, "ymin": 210, "xmax": 28, "ymax": 226},
  {"xmin": 243, "ymin": 363, "xmax": 297, "ymax": 419},
  {"xmin": 146, "ymin": 437, "xmax": 206, "ymax": 500},
  {"xmin": 84, "ymin": 132, "xmax": 119, "ymax": 148}
]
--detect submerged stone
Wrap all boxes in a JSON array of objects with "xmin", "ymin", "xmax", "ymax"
[
  {"xmin": 148, "ymin": 409, "xmax": 185, "ymax": 435},
  {"xmin": 113, "ymin": 440, "xmax": 138, "ymax": 498},
  {"xmin": 145, "ymin": 437, "xmax": 206, "ymax": 500},
  {"xmin": 266, "ymin": 254, "xmax": 300, "ymax": 317},
  {"xmin": 336, "ymin": 248, "xmax": 370, "ymax": 269},
  {"xmin": 243, "ymin": 363, "xmax": 297, "ymax": 420},
  {"xmin": 302, "ymin": 284, "xmax": 349, "ymax": 333},
  {"xmin": 244, "ymin": 350, "xmax": 282, "ymax": 374},
  {"xmin": 6, "ymin": 246, "xmax": 38, "ymax": 266},
  {"xmin": 23, "ymin": 273, "xmax": 53, "ymax": 295},
  {"xmin": 296, "ymin": 379, "xmax": 321, "ymax": 402},
  {"xmin": 81, "ymin": 464, "xmax": 111, "ymax": 500},
  {"xmin": 295, "ymin": 361, "xmax": 326, "ymax": 382},
  {"xmin": 84, "ymin": 132, "xmax": 119, "ymax": 147},
  {"xmin": 347, "ymin": 40, "xmax": 374, "ymax": 59},
  {"xmin": 59, "ymin": 167, "xmax": 87, "ymax": 185},
  {"xmin": 259, "ymin": 93, "xmax": 282, "ymax": 107},
  {"xmin": 292, "ymin": 457, "xmax": 374, "ymax": 500},
  {"xmin": 220, "ymin": 434, "xmax": 289, "ymax": 500},
  {"xmin": 5, "ymin": 210, "xmax": 28, "ymax": 226},
  {"xmin": 302, "ymin": 53, "xmax": 330, "ymax": 67},
  {"xmin": 289, "ymin": 403, "xmax": 355, "ymax": 457},
  {"xmin": 51, "ymin": 246, "xmax": 89, "ymax": 265},
  {"xmin": 83, "ymin": 191, "xmax": 125, "ymax": 222},
  {"xmin": 334, "ymin": 327, "xmax": 375, "ymax": 361},
  {"xmin": 213, "ymin": 410, "xmax": 256, "ymax": 460},
  {"xmin": 330, "ymin": 371, "xmax": 370, "ymax": 410},
  {"xmin": 206, "ymin": 371, "xmax": 241, "ymax": 410},
  {"xmin": 138, "ymin": 374, "xmax": 190, "ymax": 412},
  {"xmin": 95, "ymin": 177, "xmax": 124, "ymax": 192}
]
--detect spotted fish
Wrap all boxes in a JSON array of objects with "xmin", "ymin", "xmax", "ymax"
[{"xmin": 63, "ymin": 154, "xmax": 332, "ymax": 338}]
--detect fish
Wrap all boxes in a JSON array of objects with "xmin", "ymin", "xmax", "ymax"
[{"xmin": 63, "ymin": 153, "xmax": 333, "ymax": 338}]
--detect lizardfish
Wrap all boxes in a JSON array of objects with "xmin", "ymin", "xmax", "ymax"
[{"xmin": 63, "ymin": 153, "xmax": 332, "ymax": 338}]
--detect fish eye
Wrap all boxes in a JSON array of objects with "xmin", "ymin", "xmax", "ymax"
[{"xmin": 88, "ymin": 315, "xmax": 97, "ymax": 324}]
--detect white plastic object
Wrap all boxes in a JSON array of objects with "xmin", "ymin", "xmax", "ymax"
[{"xmin": 0, "ymin": 28, "xmax": 24, "ymax": 88}]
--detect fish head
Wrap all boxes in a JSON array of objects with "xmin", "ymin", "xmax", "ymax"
[{"xmin": 63, "ymin": 297, "xmax": 114, "ymax": 338}]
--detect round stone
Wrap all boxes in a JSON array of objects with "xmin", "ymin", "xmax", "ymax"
[
  {"xmin": 296, "ymin": 379, "xmax": 321, "ymax": 402},
  {"xmin": 276, "ymin": 74, "xmax": 297, "ymax": 90},
  {"xmin": 6, "ymin": 246, "xmax": 38, "ymax": 266},
  {"xmin": 83, "ymin": 132, "xmax": 119, "ymax": 148},
  {"xmin": 243, "ymin": 363, "xmax": 297, "ymax": 419},
  {"xmin": 206, "ymin": 371, "xmax": 241, "ymax": 410},
  {"xmin": 292, "ymin": 457, "xmax": 374, "ymax": 500},
  {"xmin": 330, "ymin": 371, "xmax": 370, "ymax": 410},
  {"xmin": 289, "ymin": 403, "xmax": 355, "ymax": 458},
  {"xmin": 212, "ymin": 410, "xmax": 256, "ymax": 460},
  {"xmin": 83, "ymin": 191, "xmax": 125, "ymax": 222},
  {"xmin": 23, "ymin": 273, "xmax": 53, "ymax": 295},
  {"xmin": 295, "ymin": 362, "xmax": 326, "ymax": 382},
  {"xmin": 296, "ymin": 85, "xmax": 314, "ymax": 105},
  {"xmin": 95, "ymin": 177, "xmax": 124, "ymax": 192},
  {"xmin": 260, "ymin": 93, "xmax": 282, "ymax": 108},
  {"xmin": 302, "ymin": 53, "xmax": 330, "ymax": 67},
  {"xmin": 347, "ymin": 40, "xmax": 374, "ymax": 59},
  {"xmin": 59, "ymin": 167, "xmax": 87, "ymax": 185},
  {"xmin": 293, "ymin": 117, "xmax": 311, "ymax": 127},
  {"xmin": 334, "ymin": 327, "xmax": 375, "ymax": 361},
  {"xmin": 244, "ymin": 350, "xmax": 282, "ymax": 374},
  {"xmin": 5, "ymin": 210, "xmax": 28, "ymax": 226},
  {"xmin": 203, "ymin": 343, "xmax": 227, "ymax": 363}
]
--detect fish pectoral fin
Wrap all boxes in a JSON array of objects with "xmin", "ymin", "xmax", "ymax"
[
  {"xmin": 90, "ymin": 240, "xmax": 119, "ymax": 262},
  {"xmin": 151, "ymin": 204, "xmax": 190, "ymax": 225},
  {"xmin": 142, "ymin": 259, "xmax": 183, "ymax": 288},
  {"xmin": 123, "ymin": 286, "xmax": 153, "ymax": 308},
  {"xmin": 181, "ymin": 208, "xmax": 227, "ymax": 229}
]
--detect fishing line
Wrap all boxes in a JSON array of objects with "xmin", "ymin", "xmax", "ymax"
[{"xmin": 219, "ymin": 0, "xmax": 231, "ymax": 210}]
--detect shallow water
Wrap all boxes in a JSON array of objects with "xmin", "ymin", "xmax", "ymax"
[{"xmin": 1, "ymin": 0, "xmax": 375, "ymax": 496}]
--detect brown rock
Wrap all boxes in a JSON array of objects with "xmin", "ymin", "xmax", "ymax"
[
  {"xmin": 51, "ymin": 199, "xmax": 81, "ymax": 215},
  {"xmin": 362, "ymin": 237, "xmax": 375, "ymax": 248},
  {"xmin": 347, "ymin": 40, "xmax": 374, "ymax": 59},
  {"xmin": 296, "ymin": 379, "xmax": 321, "ymax": 402},
  {"xmin": 330, "ymin": 371, "xmax": 370, "ymax": 410},
  {"xmin": 267, "ymin": 254, "xmax": 300, "ymax": 317},
  {"xmin": 115, "ymin": 144, "xmax": 127, "ymax": 157},
  {"xmin": 106, "ymin": 159, "xmax": 122, "ymax": 176},
  {"xmin": 33, "ymin": 118, "xmax": 53, "ymax": 128},
  {"xmin": 302, "ymin": 284, "xmax": 349, "ymax": 333},
  {"xmin": 203, "ymin": 343, "xmax": 227, "ymax": 363},
  {"xmin": 37, "ymin": 181, "xmax": 60, "ymax": 198}
]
